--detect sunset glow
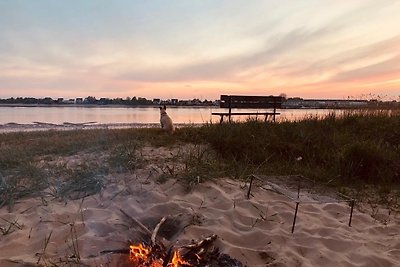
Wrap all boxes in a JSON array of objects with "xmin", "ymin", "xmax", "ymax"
[{"xmin": 0, "ymin": 0, "xmax": 399, "ymax": 100}]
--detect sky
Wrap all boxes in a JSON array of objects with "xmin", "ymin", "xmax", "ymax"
[{"xmin": 0, "ymin": 0, "xmax": 399, "ymax": 100}]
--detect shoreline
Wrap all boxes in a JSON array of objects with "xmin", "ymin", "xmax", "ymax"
[
  {"xmin": 0, "ymin": 103, "xmax": 371, "ymax": 110},
  {"xmin": 0, "ymin": 103, "xmax": 217, "ymax": 108},
  {"xmin": 0, "ymin": 122, "xmax": 203, "ymax": 133}
]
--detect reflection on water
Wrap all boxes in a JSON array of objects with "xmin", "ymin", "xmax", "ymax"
[{"xmin": 0, "ymin": 106, "xmax": 340, "ymax": 125}]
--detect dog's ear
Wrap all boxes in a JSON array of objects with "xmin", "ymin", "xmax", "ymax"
[{"xmin": 163, "ymin": 105, "xmax": 167, "ymax": 110}]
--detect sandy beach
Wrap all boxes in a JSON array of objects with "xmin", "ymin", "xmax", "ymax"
[{"xmin": 1, "ymin": 145, "xmax": 399, "ymax": 267}]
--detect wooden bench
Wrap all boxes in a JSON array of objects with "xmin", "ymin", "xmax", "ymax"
[{"xmin": 212, "ymin": 95, "xmax": 283, "ymax": 123}]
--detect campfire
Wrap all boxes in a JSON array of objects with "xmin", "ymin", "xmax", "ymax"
[
  {"xmin": 128, "ymin": 234, "xmax": 217, "ymax": 267},
  {"xmin": 129, "ymin": 243, "xmax": 191, "ymax": 266},
  {"xmin": 100, "ymin": 209, "xmax": 244, "ymax": 267}
]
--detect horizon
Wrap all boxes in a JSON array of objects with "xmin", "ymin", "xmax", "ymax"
[
  {"xmin": 1, "ymin": 1, "xmax": 399, "ymax": 100},
  {"xmin": 0, "ymin": 94, "xmax": 393, "ymax": 102}
]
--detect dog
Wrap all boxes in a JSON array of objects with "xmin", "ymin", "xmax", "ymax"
[{"xmin": 159, "ymin": 105, "xmax": 175, "ymax": 133}]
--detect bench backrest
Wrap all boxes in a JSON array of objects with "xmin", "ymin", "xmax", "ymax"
[{"xmin": 220, "ymin": 95, "xmax": 283, "ymax": 109}]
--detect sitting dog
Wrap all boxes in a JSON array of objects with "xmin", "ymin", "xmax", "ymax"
[{"xmin": 159, "ymin": 105, "xmax": 175, "ymax": 133}]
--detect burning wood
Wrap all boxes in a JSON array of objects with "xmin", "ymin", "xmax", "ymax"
[
  {"xmin": 107, "ymin": 210, "xmax": 244, "ymax": 266},
  {"xmin": 127, "ymin": 234, "xmax": 243, "ymax": 266},
  {"xmin": 128, "ymin": 243, "xmax": 190, "ymax": 267}
]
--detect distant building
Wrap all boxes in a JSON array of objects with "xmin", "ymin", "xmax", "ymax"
[
  {"xmin": 75, "ymin": 98, "xmax": 83, "ymax": 104},
  {"xmin": 283, "ymin": 98, "xmax": 368, "ymax": 109},
  {"xmin": 283, "ymin": 98, "xmax": 303, "ymax": 108},
  {"xmin": 63, "ymin": 99, "xmax": 75, "ymax": 104},
  {"xmin": 212, "ymin": 100, "xmax": 220, "ymax": 106}
]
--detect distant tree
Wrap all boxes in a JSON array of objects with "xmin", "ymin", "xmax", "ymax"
[
  {"xmin": 135, "ymin": 97, "xmax": 152, "ymax": 105},
  {"xmin": 85, "ymin": 96, "xmax": 97, "ymax": 104},
  {"xmin": 24, "ymin": 97, "xmax": 37, "ymax": 104},
  {"xmin": 279, "ymin": 93, "xmax": 287, "ymax": 100},
  {"xmin": 113, "ymin": 97, "xmax": 124, "ymax": 104},
  {"xmin": 130, "ymin": 96, "xmax": 138, "ymax": 105},
  {"xmin": 43, "ymin": 97, "xmax": 53, "ymax": 104}
]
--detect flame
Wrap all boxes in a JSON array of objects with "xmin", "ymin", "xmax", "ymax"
[
  {"xmin": 129, "ymin": 243, "xmax": 191, "ymax": 267},
  {"xmin": 130, "ymin": 243, "xmax": 150, "ymax": 260},
  {"xmin": 169, "ymin": 250, "xmax": 191, "ymax": 267},
  {"xmin": 129, "ymin": 244, "xmax": 161, "ymax": 267}
]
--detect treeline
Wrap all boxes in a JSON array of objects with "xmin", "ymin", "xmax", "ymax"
[
  {"xmin": 0, "ymin": 96, "xmax": 152, "ymax": 105},
  {"xmin": 0, "ymin": 96, "xmax": 216, "ymax": 106}
]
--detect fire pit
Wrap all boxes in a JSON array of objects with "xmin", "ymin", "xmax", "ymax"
[
  {"xmin": 101, "ymin": 209, "xmax": 244, "ymax": 267},
  {"xmin": 128, "ymin": 234, "xmax": 242, "ymax": 267}
]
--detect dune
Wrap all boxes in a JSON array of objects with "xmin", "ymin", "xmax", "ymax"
[{"xmin": 0, "ymin": 171, "xmax": 399, "ymax": 266}]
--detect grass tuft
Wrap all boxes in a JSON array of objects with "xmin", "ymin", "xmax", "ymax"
[
  {"xmin": 108, "ymin": 141, "xmax": 140, "ymax": 172},
  {"xmin": 55, "ymin": 164, "xmax": 105, "ymax": 200},
  {"xmin": 178, "ymin": 144, "xmax": 225, "ymax": 190}
]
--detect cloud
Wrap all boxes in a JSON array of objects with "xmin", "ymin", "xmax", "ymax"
[
  {"xmin": 289, "ymin": 34, "xmax": 400, "ymax": 76},
  {"xmin": 118, "ymin": 25, "xmax": 341, "ymax": 83},
  {"xmin": 331, "ymin": 55, "xmax": 400, "ymax": 83}
]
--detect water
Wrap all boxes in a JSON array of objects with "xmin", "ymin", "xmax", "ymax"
[{"xmin": 0, "ymin": 106, "xmax": 338, "ymax": 131}]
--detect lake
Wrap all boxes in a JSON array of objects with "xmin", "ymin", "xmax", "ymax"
[{"xmin": 0, "ymin": 106, "xmax": 339, "ymax": 132}]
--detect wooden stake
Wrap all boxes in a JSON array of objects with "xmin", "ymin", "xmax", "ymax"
[
  {"xmin": 291, "ymin": 202, "xmax": 299, "ymax": 233},
  {"xmin": 247, "ymin": 176, "xmax": 254, "ymax": 199},
  {"xmin": 349, "ymin": 200, "xmax": 355, "ymax": 227}
]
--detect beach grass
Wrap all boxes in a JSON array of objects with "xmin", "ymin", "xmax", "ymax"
[
  {"xmin": 178, "ymin": 110, "xmax": 400, "ymax": 186},
  {"xmin": 0, "ymin": 109, "xmax": 399, "ymax": 209}
]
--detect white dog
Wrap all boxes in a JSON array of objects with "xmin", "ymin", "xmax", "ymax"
[{"xmin": 159, "ymin": 105, "xmax": 175, "ymax": 133}]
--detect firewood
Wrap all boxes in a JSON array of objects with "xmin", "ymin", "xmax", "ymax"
[
  {"xmin": 151, "ymin": 216, "xmax": 167, "ymax": 246},
  {"xmin": 180, "ymin": 234, "xmax": 218, "ymax": 261},
  {"xmin": 162, "ymin": 246, "xmax": 174, "ymax": 267},
  {"xmin": 181, "ymin": 234, "xmax": 217, "ymax": 250},
  {"xmin": 119, "ymin": 209, "xmax": 152, "ymax": 236}
]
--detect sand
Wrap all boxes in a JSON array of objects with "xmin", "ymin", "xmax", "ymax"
[{"xmin": 1, "ymin": 171, "xmax": 399, "ymax": 266}]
